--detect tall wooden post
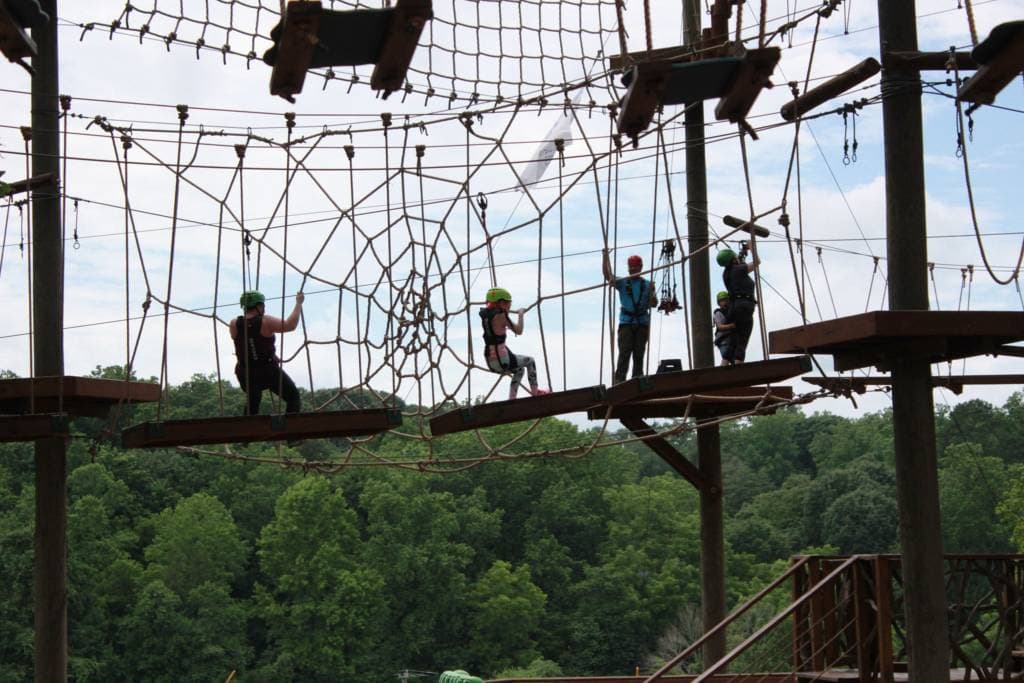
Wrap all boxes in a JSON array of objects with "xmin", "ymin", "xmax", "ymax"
[
  {"xmin": 877, "ymin": 1, "xmax": 950, "ymax": 680},
  {"xmin": 30, "ymin": 1, "xmax": 67, "ymax": 680},
  {"xmin": 684, "ymin": 0, "xmax": 726, "ymax": 664}
]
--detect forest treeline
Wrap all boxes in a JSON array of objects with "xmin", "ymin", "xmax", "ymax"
[{"xmin": 2, "ymin": 367, "xmax": 1024, "ymax": 681}]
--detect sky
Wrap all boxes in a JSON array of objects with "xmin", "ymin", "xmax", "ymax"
[{"xmin": 1, "ymin": 0, "xmax": 1024, "ymax": 426}]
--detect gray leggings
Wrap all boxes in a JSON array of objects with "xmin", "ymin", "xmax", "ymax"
[{"xmin": 487, "ymin": 352, "xmax": 538, "ymax": 392}]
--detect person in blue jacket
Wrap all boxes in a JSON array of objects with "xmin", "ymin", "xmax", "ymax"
[{"xmin": 603, "ymin": 249, "xmax": 658, "ymax": 383}]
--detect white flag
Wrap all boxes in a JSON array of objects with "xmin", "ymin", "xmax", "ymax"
[{"xmin": 518, "ymin": 93, "xmax": 581, "ymax": 190}]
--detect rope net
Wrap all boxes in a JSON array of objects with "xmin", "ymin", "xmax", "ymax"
[
  {"xmin": 3, "ymin": 0, "xmax": 1019, "ymax": 469},
  {"xmin": 81, "ymin": 0, "xmax": 621, "ymax": 104}
]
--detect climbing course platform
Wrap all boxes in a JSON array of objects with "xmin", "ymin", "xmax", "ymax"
[
  {"xmin": 615, "ymin": 46, "xmax": 779, "ymax": 141},
  {"xmin": 769, "ymin": 311, "xmax": 1024, "ymax": 371},
  {"xmin": 957, "ymin": 21, "xmax": 1024, "ymax": 106},
  {"xmin": 602, "ymin": 356, "xmax": 810, "ymax": 405},
  {"xmin": 0, "ymin": 414, "xmax": 68, "ymax": 443},
  {"xmin": 805, "ymin": 374, "xmax": 1024, "ymax": 396},
  {"xmin": 121, "ymin": 408, "xmax": 403, "ymax": 448},
  {"xmin": 588, "ymin": 385, "xmax": 793, "ymax": 420},
  {"xmin": 263, "ymin": 0, "xmax": 432, "ymax": 101},
  {"xmin": 0, "ymin": 376, "xmax": 161, "ymax": 418},
  {"xmin": 428, "ymin": 385, "xmax": 607, "ymax": 437}
]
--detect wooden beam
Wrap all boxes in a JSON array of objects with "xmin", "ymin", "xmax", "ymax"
[
  {"xmin": 0, "ymin": 414, "xmax": 67, "ymax": 442},
  {"xmin": 770, "ymin": 311, "xmax": 1024, "ymax": 355},
  {"xmin": 2, "ymin": 172, "xmax": 56, "ymax": 196},
  {"xmin": 619, "ymin": 417, "xmax": 709, "ymax": 491},
  {"xmin": 429, "ymin": 385, "xmax": 606, "ymax": 437},
  {"xmin": 780, "ymin": 57, "xmax": 880, "ymax": 121},
  {"xmin": 805, "ymin": 374, "xmax": 1024, "ymax": 396},
  {"xmin": 607, "ymin": 45, "xmax": 695, "ymax": 72},
  {"xmin": 883, "ymin": 50, "xmax": 977, "ymax": 72},
  {"xmin": 723, "ymin": 214, "xmax": 771, "ymax": 238},
  {"xmin": 0, "ymin": 0, "xmax": 38, "ymax": 63},
  {"xmin": 958, "ymin": 22, "xmax": 1024, "ymax": 106},
  {"xmin": 0, "ymin": 376, "xmax": 160, "ymax": 417},
  {"xmin": 616, "ymin": 60, "xmax": 672, "ymax": 143},
  {"xmin": 588, "ymin": 386, "xmax": 793, "ymax": 420},
  {"xmin": 121, "ymin": 408, "xmax": 401, "ymax": 448},
  {"xmin": 995, "ymin": 345, "xmax": 1024, "ymax": 358},
  {"xmin": 370, "ymin": 0, "xmax": 432, "ymax": 97},
  {"xmin": 604, "ymin": 356, "xmax": 811, "ymax": 405},
  {"xmin": 268, "ymin": 0, "xmax": 323, "ymax": 103},
  {"xmin": 714, "ymin": 46, "xmax": 780, "ymax": 124}
]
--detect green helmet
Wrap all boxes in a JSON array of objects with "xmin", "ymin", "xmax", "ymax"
[
  {"xmin": 239, "ymin": 290, "xmax": 266, "ymax": 309},
  {"xmin": 717, "ymin": 290, "xmax": 730, "ymax": 302},
  {"xmin": 486, "ymin": 287, "xmax": 512, "ymax": 303},
  {"xmin": 716, "ymin": 249, "xmax": 736, "ymax": 267}
]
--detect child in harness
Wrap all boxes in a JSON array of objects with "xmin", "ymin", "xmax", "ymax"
[{"xmin": 479, "ymin": 287, "xmax": 551, "ymax": 400}]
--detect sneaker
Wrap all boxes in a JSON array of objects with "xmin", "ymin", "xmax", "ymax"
[{"xmin": 530, "ymin": 387, "xmax": 552, "ymax": 396}]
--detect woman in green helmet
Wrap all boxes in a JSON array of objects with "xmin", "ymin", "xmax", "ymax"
[
  {"xmin": 230, "ymin": 289, "xmax": 304, "ymax": 415},
  {"xmin": 479, "ymin": 287, "xmax": 550, "ymax": 400},
  {"xmin": 716, "ymin": 245, "xmax": 760, "ymax": 363}
]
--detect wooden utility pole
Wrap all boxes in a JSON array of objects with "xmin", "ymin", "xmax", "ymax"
[
  {"xmin": 877, "ymin": 1, "xmax": 950, "ymax": 680},
  {"xmin": 30, "ymin": 0, "xmax": 68, "ymax": 680},
  {"xmin": 683, "ymin": 0, "xmax": 726, "ymax": 664}
]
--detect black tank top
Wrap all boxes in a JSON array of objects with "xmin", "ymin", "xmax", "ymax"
[{"xmin": 234, "ymin": 315, "xmax": 277, "ymax": 365}]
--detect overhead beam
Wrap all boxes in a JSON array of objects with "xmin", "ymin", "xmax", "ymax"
[
  {"xmin": 714, "ymin": 46, "xmax": 780, "ymax": 124},
  {"xmin": 0, "ymin": 0, "xmax": 38, "ymax": 63},
  {"xmin": 2, "ymin": 172, "xmax": 56, "ymax": 197},
  {"xmin": 723, "ymin": 214, "xmax": 771, "ymax": 238},
  {"xmin": 268, "ymin": 0, "xmax": 323, "ymax": 102},
  {"xmin": 370, "ymin": 0, "xmax": 432, "ymax": 97},
  {"xmin": 882, "ymin": 50, "xmax": 977, "ymax": 71},
  {"xmin": 780, "ymin": 57, "xmax": 880, "ymax": 121},
  {"xmin": 958, "ymin": 23, "xmax": 1024, "ymax": 106}
]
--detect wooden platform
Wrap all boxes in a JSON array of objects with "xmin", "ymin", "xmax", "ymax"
[
  {"xmin": 0, "ymin": 414, "xmax": 68, "ymax": 442},
  {"xmin": 121, "ymin": 408, "xmax": 402, "ymax": 448},
  {"xmin": 769, "ymin": 311, "xmax": 1024, "ymax": 372},
  {"xmin": 805, "ymin": 374, "xmax": 1024, "ymax": 396},
  {"xmin": 0, "ymin": 376, "xmax": 161, "ymax": 418},
  {"xmin": 602, "ymin": 357, "xmax": 811, "ymax": 405},
  {"xmin": 587, "ymin": 385, "xmax": 793, "ymax": 420},
  {"xmin": 428, "ymin": 385, "xmax": 607, "ymax": 437}
]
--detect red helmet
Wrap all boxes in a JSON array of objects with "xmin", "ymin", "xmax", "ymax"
[{"xmin": 627, "ymin": 254, "xmax": 642, "ymax": 269}]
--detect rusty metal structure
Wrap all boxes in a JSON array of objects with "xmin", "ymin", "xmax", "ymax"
[{"xmin": 491, "ymin": 554, "xmax": 1024, "ymax": 683}]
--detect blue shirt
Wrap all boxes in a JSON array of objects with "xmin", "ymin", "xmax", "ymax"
[{"xmin": 615, "ymin": 277, "xmax": 653, "ymax": 326}]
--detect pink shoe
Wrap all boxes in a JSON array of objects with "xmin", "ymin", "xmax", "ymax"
[{"xmin": 530, "ymin": 387, "xmax": 552, "ymax": 396}]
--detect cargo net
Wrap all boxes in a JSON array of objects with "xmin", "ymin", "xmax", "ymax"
[
  {"xmin": 37, "ymin": 81, "xmax": 829, "ymax": 473},
  {"xmin": 78, "ymin": 0, "xmax": 622, "ymax": 104}
]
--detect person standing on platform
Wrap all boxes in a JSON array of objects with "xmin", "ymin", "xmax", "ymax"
[
  {"xmin": 603, "ymin": 249, "xmax": 658, "ymax": 383},
  {"xmin": 479, "ymin": 287, "xmax": 551, "ymax": 400},
  {"xmin": 231, "ymin": 290, "xmax": 304, "ymax": 415},
  {"xmin": 716, "ymin": 244, "xmax": 760, "ymax": 363},
  {"xmin": 713, "ymin": 290, "xmax": 737, "ymax": 365}
]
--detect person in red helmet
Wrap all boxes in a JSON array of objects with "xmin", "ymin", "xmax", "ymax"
[{"xmin": 603, "ymin": 249, "xmax": 658, "ymax": 383}]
